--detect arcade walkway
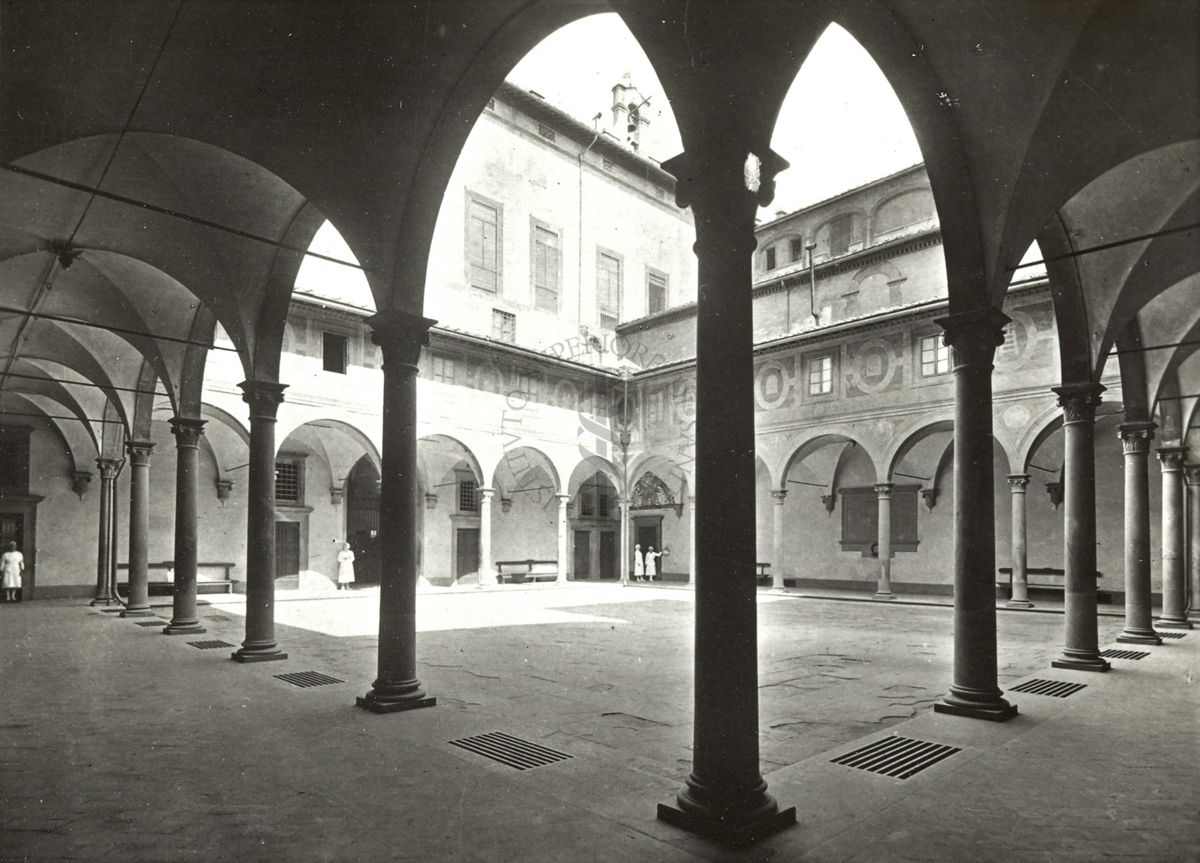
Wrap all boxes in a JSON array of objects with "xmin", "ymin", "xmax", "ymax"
[{"xmin": 1, "ymin": 586, "xmax": 1196, "ymax": 862}]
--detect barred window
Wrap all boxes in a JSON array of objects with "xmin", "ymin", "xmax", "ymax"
[
  {"xmin": 274, "ymin": 460, "xmax": 301, "ymax": 503},
  {"xmin": 457, "ymin": 477, "xmax": 479, "ymax": 513},
  {"xmin": 492, "ymin": 309, "xmax": 516, "ymax": 343}
]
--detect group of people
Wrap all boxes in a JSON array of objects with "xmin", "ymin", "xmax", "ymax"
[{"xmin": 632, "ymin": 544, "xmax": 667, "ymax": 583}]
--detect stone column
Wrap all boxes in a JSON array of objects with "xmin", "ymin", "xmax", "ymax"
[
  {"xmin": 655, "ymin": 143, "xmax": 795, "ymax": 841},
  {"xmin": 1186, "ymin": 464, "xmax": 1200, "ymax": 620},
  {"xmin": 688, "ymin": 493, "xmax": 697, "ymax": 587},
  {"xmin": 770, "ymin": 490, "xmax": 786, "ymax": 589},
  {"xmin": 1116, "ymin": 424, "xmax": 1161, "ymax": 644},
  {"xmin": 618, "ymin": 498, "xmax": 630, "ymax": 585},
  {"xmin": 1050, "ymin": 383, "xmax": 1110, "ymax": 670},
  {"xmin": 90, "ymin": 458, "xmax": 122, "ymax": 606},
  {"xmin": 932, "ymin": 308, "xmax": 1018, "ymax": 720},
  {"xmin": 163, "ymin": 417, "xmax": 207, "ymax": 635},
  {"xmin": 873, "ymin": 483, "xmax": 895, "ymax": 600},
  {"xmin": 232, "ymin": 380, "xmax": 289, "ymax": 662},
  {"xmin": 1006, "ymin": 474, "xmax": 1033, "ymax": 608},
  {"xmin": 1155, "ymin": 447, "xmax": 1193, "ymax": 629},
  {"xmin": 556, "ymin": 493, "xmax": 570, "ymax": 583},
  {"xmin": 357, "ymin": 311, "xmax": 436, "ymax": 712},
  {"xmin": 121, "ymin": 441, "xmax": 155, "ymax": 617},
  {"xmin": 478, "ymin": 488, "xmax": 495, "ymax": 587}
]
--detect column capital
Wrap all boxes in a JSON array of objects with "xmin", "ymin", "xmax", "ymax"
[
  {"xmin": 238, "ymin": 379, "xmax": 287, "ymax": 419},
  {"xmin": 933, "ymin": 307, "xmax": 1010, "ymax": 371},
  {"xmin": 1006, "ymin": 474, "xmax": 1031, "ymax": 491},
  {"xmin": 1184, "ymin": 463, "xmax": 1200, "ymax": 486},
  {"xmin": 366, "ymin": 309, "xmax": 437, "ymax": 368},
  {"xmin": 873, "ymin": 483, "xmax": 894, "ymax": 497},
  {"xmin": 169, "ymin": 415, "xmax": 207, "ymax": 447},
  {"xmin": 556, "ymin": 493, "xmax": 570, "ymax": 506},
  {"xmin": 661, "ymin": 143, "xmax": 790, "ymax": 212},
  {"xmin": 95, "ymin": 457, "xmax": 122, "ymax": 480},
  {"xmin": 478, "ymin": 487, "xmax": 495, "ymax": 501},
  {"xmin": 771, "ymin": 489, "xmax": 787, "ymax": 504},
  {"xmin": 1118, "ymin": 421, "xmax": 1156, "ymax": 454},
  {"xmin": 1053, "ymin": 382, "xmax": 1105, "ymax": 425},
  {"xmin": 124, "ymin": 439, "xmax": 155, "ymax": 465},
  {"xmin": 1157, "ymin": 446, "xmax": 1188, "ymax": 470}
]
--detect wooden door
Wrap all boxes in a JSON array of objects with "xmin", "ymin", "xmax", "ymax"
[
  {"xmin": 573, "ymin": 530, "xmax": 591, "ymax": 579},
  {"xmin": 455, "ymin": 528, "xmax": 480, "ymax": 580},
  {"xmin": 599, "ymin": 531, "xmax": 616, "ymax": 580},
  {"xmin": 274, "ymin": 521, "xmax": 300, "ymax": 579}
]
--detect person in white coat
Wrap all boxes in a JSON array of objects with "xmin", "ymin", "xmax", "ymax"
[
  {"xmin": 633, "ymin": 544, "xmax": 645, "ymax": 582},
  {"xmin": 336, "ymin": 542, "xmax": 356, "ymax": 591},
  {"xmin": 2, "ymin": 541, "xmax": 24, "ymax": 602},
  {"xmin": 645, "ymin": 546, "xmax": 667, "ymax": 583}
]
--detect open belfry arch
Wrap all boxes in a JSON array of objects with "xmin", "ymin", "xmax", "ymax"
[{"xmin": 0, "ymin": 0, "xmax": 1197, "ymax": 850}]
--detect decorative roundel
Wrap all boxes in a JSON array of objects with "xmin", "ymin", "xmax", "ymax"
[
  {"xmin": 848, "ymin": 338, "xmax": 897, "ymax": 395},
  {"xmin": 754, "ymin": 361, "xmax": 793, "ymax": 410},
  {"xmin": 1002, "ymin": 403, "xmax": 1031, "ymax": 430}
]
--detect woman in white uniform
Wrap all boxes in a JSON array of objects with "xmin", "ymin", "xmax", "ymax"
[
  {"xmin": 336, "ymin": 542, "xmax": 356, "ymax": 591},
  {"xmin": 2, "ymin": 541, "xmax": 24, "ymax": 602}
]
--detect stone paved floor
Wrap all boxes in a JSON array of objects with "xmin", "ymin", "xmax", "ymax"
[{"xmin": 1, "ymin": 585, "xmax": 1196, "ymax": 862}]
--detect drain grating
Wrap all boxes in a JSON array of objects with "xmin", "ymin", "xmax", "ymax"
[
  {"xmin": 1156, "ymin": 631, "xmax": 1187, "ymax": 639},
  {"xmin": 1100, "ymin": 649, "xmax": 1149, "ymax": 660},
  {"xmin": 448, "ymin": 731, "xmax": 572, "ymax": 771},
  {"xmin": 135, "ymin": 620, "xmax": 169, "ymax": 627},
  {"xmin": 1010, "ymin": 678, "xmax": 1087, "ymax": 698},
  {"xmin": 274, "ymin": 671, "xmax": 344, "ymax": 688},
  {"xmin": 188, "ymin": 640, "xmax": 234, "ymax": 650},
  {"xmin": 831, "ymin": 735, "xmax": 960, "ymax": 780}
]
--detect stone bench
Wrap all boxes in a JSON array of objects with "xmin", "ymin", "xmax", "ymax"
[
  {"xmin": 495, "ymin": 560, "xmax": 559, "ymax": 584},
  {"xmin": 996, "ymin": 567, "xmax": 1110, "ymax": 603},
  {"xmin": 117, "ymin": 561, "xmax": 236, "ymax": 595}
]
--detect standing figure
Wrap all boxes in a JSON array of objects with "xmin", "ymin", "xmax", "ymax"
[
  {"xmin": 336, "ymin": 542, "xmax": 356, "ymax": 591},
  {"xmin": 645, "ymin": 545, "xmax": 667, "ymax": 583},
  {"xmin": 633, "ymin": 543, "xmax": 645, "ymax": 582},
  {"xmin": 2, "ymin": 541, "xmax": 24, "ymax": 602}
]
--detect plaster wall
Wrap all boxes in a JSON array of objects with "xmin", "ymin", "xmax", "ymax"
[{"xmin": 22, "ymin": 427, "xmax": 97, "ymax": 595}]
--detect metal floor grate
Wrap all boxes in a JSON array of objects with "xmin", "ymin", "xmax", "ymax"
[
  {"xmin": 448, "ymin": 731, "xmax": 573, "ymax": 771},
  {"xmin": 1156, "ymin": 631, "xmax": 1187, "ymax": 639},
  {"xmin": 1010, "ymin": 678, "xmax": 1087, "ymax": 698},
  {"xmin": 274, "ymin": 671, "xmax": 344, "ymax": 688},
  {"xmin": 188, "ymin": 640, "xmax": 234, "ymax": 650},
  {"xmin": 135, "ymin": 620, "xmax": 170, "ymax": 627},
  {"xmin": 1100, "ymin": 649, "xmax": 1149, "ymax": 660},
  {"xmin": 831, "ymin": 735, "xmax": 960, "ymax": 780}
]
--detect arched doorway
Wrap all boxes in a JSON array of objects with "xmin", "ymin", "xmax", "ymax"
[{"xmin": 345, "ymin": 455, "xmax": 381, "ymax": 585}]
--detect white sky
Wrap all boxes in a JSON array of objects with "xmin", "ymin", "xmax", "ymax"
[{"xmin": 297, "ymin": 15, "xmax": 933, "ymax": 303}]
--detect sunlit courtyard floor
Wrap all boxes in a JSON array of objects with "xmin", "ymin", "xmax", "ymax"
[{"xmin": 2, "ymin": 584, "xmax": 1196, "ymax": 862}]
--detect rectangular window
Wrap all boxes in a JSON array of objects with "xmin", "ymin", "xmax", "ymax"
[
  {"xmin": 581, "ymin": 490, "xmax": 595, "ymax": 518},
  {"xmin": 322, "ymin": 332, "xmax": 347, "ymax": 374},
  {"xmin": 431, "ymin": 354, "xmax": 455, "ymax": 383},
  {"xmin": 808, "ymin": 355, "xmax": 833, "ymax": 396},
  {"xmin": 764, "ymin": 246, "xmax": 777, "ymax": 270},
  {"xmin": 647, "ymin": 269, "xmax": 668, "ymax": 315},
  {"xmin": 920, "ymin": 335, "xmax": 951, "ymax": 376},
  {"xmin": 532, "ymin": 224, "xmax": 560, "ymax": 312},
  {"xmin": 790, "ymin": 237, "xmax": 805, "ymax": 263},
  {"xmin": 466, "ymin": 195, "xmax": 500, "ymax": 292},
  {"xmin": 492, "ymin": 309, "xmax": 516, "ymax": 343},
  {"xmin": 829, "ymin": 214, "xmax": 854, "ymax": 257},
  {"xmin": 597, "ymin": 250, "xmax": 622, "ymax": 329},
  {"xmin": 457, "ymin": 477, "xmax": 479, "ymax": 513},
  {"xmin": 274, "ymin": 460, "xmax": 302, "ymax": 503}
]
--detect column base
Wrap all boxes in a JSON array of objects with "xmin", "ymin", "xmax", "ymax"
[
  {"xmin": 1051, "ymin": 654, "xmax": 1110, "ymax": 672},
  {"xmin": 162, "ymin": 623, "xmax": 207, "ymax": 636},
  {"xmin": 1154, "ymin": 617, "xmax": 1194, "ymax": 630},
  {"xmin": 120, "ymin": 608, "xmax": 156, "ymax": 618},
  {"xmin": 872, "ymin": 591, "xmax": 896, "ymax": 601},
  {"xmin": 89, "ymin": 597, "xmax": 119, "ymax": 607},
  {"xmin": 1116, "ymin": 629, "xmax": 1162, "ymax": 645},
  {"xmin": 231, "ymin": 647, "xmax": 288, "ymax": 663},
  {"xmin": 356, "ymin": 692, "xmax": 437, "ymax": 714},
  {"xmin": 656, "ymin": 801, "xmax": 796, "ymax": 846},
  {"xmin": 932, "ymin": 696, "xmax": 1018, "ymax": 723},
  {"xmin": 1006, "ymin": 599, "xmax": 1035, "ymax": 609}
]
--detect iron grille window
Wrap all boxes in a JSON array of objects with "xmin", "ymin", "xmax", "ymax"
[
  {"xmin": 809, "ymin": 355, "xmax": 833, "ymax": 396},
  {"xmin": 492, "ymin": 309, "xmax": 516, "ymax": 343},
  {"xmin": 457, "ymin": 478, "xmax": 480, "ymax": 513},
  {"xmin": 467, "ymin": 196, "xmax": 500, "ymax": 291},
  {"xmin": 274, "ymin": 460, "xmax": 301, "ymax": 503},
  {"xmin": 920, "ymin": 335, "xmax": 951, "ymax": 376},
  {"xmin": 323, "ymin": 332, "xmax": 348, "ymax": 374},
  {"xmin": 647, "ymin": 270, "xmax": 668, "ymax": 315},
  {"xmin": 597, "ymin": 251, "xmax": 621, "ymax": 329},
  {"xmin": 533, "ymin": 225, "xmax": 560, "ymax": 312}
]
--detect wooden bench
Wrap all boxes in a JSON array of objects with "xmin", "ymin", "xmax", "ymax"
[
  {"xmin": 117, "ymin": 561, "xmax": 236, "ymax": 595},
  {"xmin": 997, "ymin": 567, "xmax": 1110, "ymax": 603},
  {"xmin": 495, "ymin": 560, "xmax": 559, "ymax": 584}
]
